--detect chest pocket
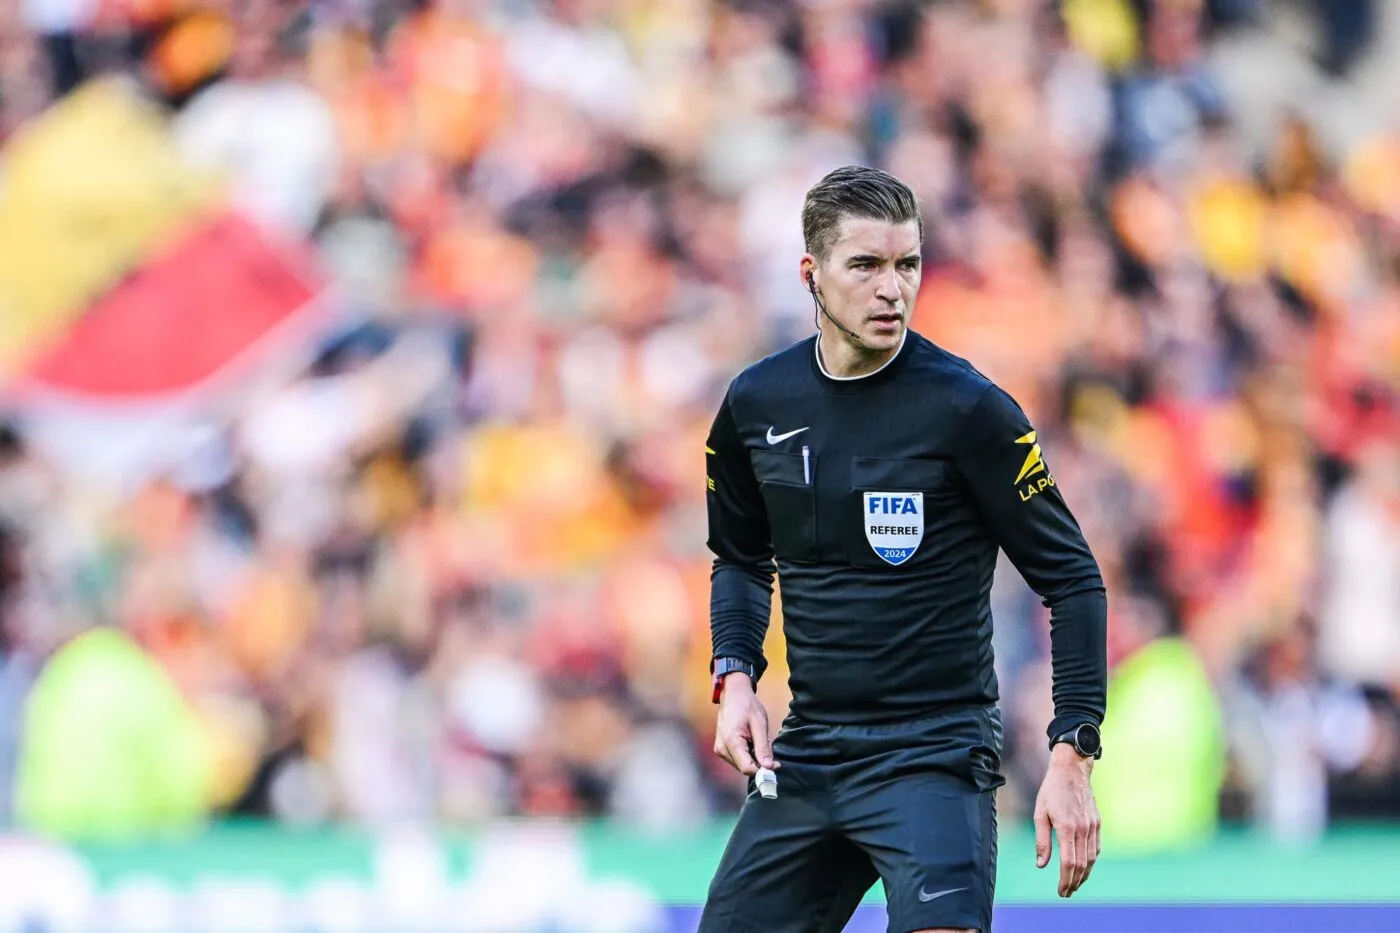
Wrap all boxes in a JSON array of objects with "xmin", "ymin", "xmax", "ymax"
[
  {"xmin": 751, "ymin": 449, "xmax": 818, "ymax": 563},
  {"xmin": 845, "ymin": 457, "xmax": 948, "ymax": 569}
]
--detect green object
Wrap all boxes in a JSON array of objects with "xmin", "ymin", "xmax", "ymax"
[
  {"xmin": 0, "ymin": 821, "xmax": 1387, "ymax": 933},
  {"xmin": 1092, "ymin": 637, "xmax": 1226, "ymax": 853},
  {"xmin": 15, "ymin": 627, "xmax": 209, "ymax": 840},
  {"xmin": 54, "ymin": 821, "xmax": 1400, "ymax": 903}
]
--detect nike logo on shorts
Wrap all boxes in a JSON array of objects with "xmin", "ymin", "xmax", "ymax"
[{"xmin": 917, "ymin": 886, "xmax": 968, "ymax": 902}]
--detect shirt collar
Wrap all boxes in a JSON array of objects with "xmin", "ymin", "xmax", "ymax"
[{"xmin": 814, "ymin": 328, "xmax": 908, "ymax": 381}]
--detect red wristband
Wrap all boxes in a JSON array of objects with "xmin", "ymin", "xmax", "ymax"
[{"xmin": 710, "ymin": 657, "xmax": 756, "ymax": 704}]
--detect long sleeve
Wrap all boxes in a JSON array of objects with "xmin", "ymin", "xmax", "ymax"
[
  {"xmin": 955, "ymin": 384, "xmax": 1108, "ymax": 741},
  {"xmin": 705, "ymin": 389, "xmax": 775, "ymax": 680}
]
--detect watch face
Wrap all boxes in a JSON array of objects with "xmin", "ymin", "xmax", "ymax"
[
  {"xmin": 1076, "ymin": 724, "xmax": 1101, "ymax": 756},
  {"xmin": 715, "ymin": 658, "xmax": 752, "ymax": 678}
]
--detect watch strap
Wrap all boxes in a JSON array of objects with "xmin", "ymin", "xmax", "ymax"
[{"xmin": 711, "ymin": 657, "xmax": 756, "ymax": 704}]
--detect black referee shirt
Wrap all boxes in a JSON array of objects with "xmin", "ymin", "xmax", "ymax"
[{"xmin": 705, "ymin": 331, "xmax": 1107, "ymax": 741}]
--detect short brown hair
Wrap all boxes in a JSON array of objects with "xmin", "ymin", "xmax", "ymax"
[{"xmin": 801, "ymin": 165, "xmax": 923, "ymax": 261}]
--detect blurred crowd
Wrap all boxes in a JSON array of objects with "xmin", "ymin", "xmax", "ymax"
[{"xmin": 0, "ymin": 0, "xmax": 1398, "ymax": 847}]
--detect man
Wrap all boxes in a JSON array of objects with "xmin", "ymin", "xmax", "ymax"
[{"xmin": 700, "ymin": 166, "xmax": 1107, "ymax": 933}]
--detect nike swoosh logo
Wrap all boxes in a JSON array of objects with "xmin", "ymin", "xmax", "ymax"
[
  {"xmin": 917, "ymin": 886, "xmax": 967, "ymax": 902},
  {"xmin": 766, "ymin": 426, "xmax": 810, "ymax": 444}
]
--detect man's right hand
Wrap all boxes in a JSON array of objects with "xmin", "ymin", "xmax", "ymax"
[{"xmin": 713, "ymin": 673, "xmax": 779, "ymax": 776}]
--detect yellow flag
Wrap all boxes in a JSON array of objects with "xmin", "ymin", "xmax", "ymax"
[{"xmin": 0, "ymin": 78, "xmax": 221, "ymax": 375}]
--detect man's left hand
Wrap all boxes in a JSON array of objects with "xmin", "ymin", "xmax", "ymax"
[{"xmin": 1033, "ymin": 743, "xmax": 1101, "ymax": 898}]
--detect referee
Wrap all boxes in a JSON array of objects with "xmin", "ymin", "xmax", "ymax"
[{"xmin": 699, "ymin": 166, "xmax": 1107, "ymax": 933}]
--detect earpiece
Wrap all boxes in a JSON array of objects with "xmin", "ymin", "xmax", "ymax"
[{"xmin": 806, "ymin": 269, "xmax": 865, "ymax": 347}]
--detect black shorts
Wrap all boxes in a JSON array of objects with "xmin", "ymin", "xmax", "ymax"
[{"xmin": 698, "ymin": 708, "xmax": 1004, "ymax": 933}]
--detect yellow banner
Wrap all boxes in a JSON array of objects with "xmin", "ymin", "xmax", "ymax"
[{"xmin": 0, "ymin": 78, "xmax": 221, "ymax": 374}]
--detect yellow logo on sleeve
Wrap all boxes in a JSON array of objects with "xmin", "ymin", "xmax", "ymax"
[
  {"xmin": 1014, "ymin": 431, "xmax": 1055, "ymax": 502},
  {"xmin": 1014, "ymin": 431, "xmax": 1045, "ymax": 483}
]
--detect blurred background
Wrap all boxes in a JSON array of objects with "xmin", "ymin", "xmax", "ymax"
[{"xmin": 0, "ymin": 0, "xmax": 1399, "ymax": 930}]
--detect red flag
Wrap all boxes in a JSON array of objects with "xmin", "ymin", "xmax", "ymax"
[{"xmin": 6, "ymin": 210, "xmax": 337, "ymax": 486}]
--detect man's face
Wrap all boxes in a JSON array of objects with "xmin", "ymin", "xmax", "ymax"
[{"xmin": 803, "ymin": 216, "xmax": 922, "ymax": 352}]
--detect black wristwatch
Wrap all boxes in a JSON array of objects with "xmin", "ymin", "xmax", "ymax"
[
  {"xmin": 711, "ymin": 657, "xmax": 757, "ymax": 704},
  {"xmin": 1050, "ymin": 722, "xmax": 1102, "ymax": 760}
]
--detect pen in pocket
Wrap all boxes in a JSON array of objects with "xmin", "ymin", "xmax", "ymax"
[{"xmin": 802, "ymin": 445, "xmax": 811, "ymax": 484}]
